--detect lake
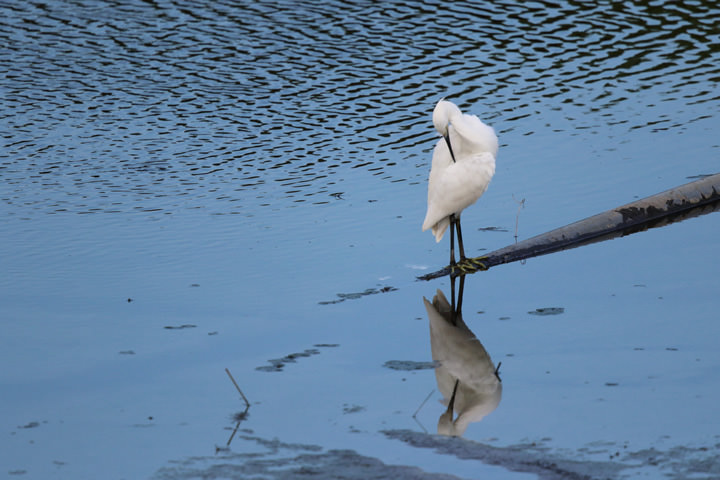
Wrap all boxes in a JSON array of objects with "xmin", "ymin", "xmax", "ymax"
[{"xmin": 2, "ymin": 1, "xmax": 719, "ymax": 479}]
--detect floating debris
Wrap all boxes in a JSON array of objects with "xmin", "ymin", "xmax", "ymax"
[
  {"xmin": 231, "ymin": 410, "xmax": 249, "ymax": 423},
  {"xmin": 118, "ymin": 350, "xmax": 136, "ymax": 355},
  {"xmin": 382, "ymin": 360, "xmax": 437, "ymax": 371},
  {"xmin": 528, "ymin": 307, "xmax": 565, "ymax": 316},
  {"xmin": 132, "ymin": 422, "xmax": 155, "ymax": 428},
  {"xmin": 319, "ymin": 285, "xmax": 397, "ymax": 305},
  {"xmin": 163, "ymin": 324, "xmax": 197, "ymax": 330},
  {"xmin": 343, "ymin": 404, "xmax": 366, "ymax": 414},
  {"xmin": 256, "ymin": 348, "xmax": 324, "ymax": 372}
]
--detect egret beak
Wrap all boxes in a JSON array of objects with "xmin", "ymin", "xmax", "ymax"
[
  {"xmin": 438, "ymin": 379, "xmax": 461, "ymax": 436},
  {"xmin": 446, "ymin": 379, "xmax": 459, "ymax": 414},
  {"xmin": 443, "ymin": 134, "xmax": 456, "ymax": 163}
]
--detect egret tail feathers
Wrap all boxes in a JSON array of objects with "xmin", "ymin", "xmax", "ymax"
[
  {"xmin": 422, "ymin": 216, "xmax": 450, "ymax": 242},
  {"xmin": 432, "ymin": 219, "xmax": 449, "ymax": 242}
]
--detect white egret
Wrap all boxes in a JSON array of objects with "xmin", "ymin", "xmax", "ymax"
[{"xmin": 422, "ymin": 99, "xmax": 498, "ymax": 266}]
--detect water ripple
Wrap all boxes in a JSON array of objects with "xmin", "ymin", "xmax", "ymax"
[{"xmin": 1, "ymin": 0, "xmax": 718, "ymax": 216}]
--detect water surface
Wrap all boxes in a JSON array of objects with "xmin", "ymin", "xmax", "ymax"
[{"xmin": 2, "ymin": 1, "xmax": 719, "ymax": 479}]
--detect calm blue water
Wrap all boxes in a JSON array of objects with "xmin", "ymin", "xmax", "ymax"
[{"xmin": 2, "ymin": 1, "xmax": 719, "ymax": 479}]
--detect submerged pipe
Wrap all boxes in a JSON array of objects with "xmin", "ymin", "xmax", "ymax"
[{"xmin": 419, "ymin": 173, "xmax": 720, "ymax": 281}]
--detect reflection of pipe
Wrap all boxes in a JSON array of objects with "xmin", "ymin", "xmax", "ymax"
[{"xmin": 420, "ymin": 173, "xmax": 720, "ymax": 280}]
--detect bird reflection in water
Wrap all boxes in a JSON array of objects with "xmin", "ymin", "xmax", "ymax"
[{"xmin": 423, "ymin": 275, "xmax": 502, "ymax": 437}]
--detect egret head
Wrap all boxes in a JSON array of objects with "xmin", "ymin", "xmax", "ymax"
[
  {"xmin": 432, "ymin": 99, "xmax": 460, "ymax": 162},
  {"xmin": 432, "ymin": 99, "xmax": 457, "ymax": 136}
]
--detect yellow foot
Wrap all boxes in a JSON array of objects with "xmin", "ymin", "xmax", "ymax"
[
  {"xmin": 467, "ymin": 256, "xmax": 489, "ymax": 271},
  {"xmin": 450, "ymin": 256, "xmax": 489, "ymax": 273},
  {"xmin": 449, "ymin": 263, "xmax": 468, "ymax": 277},
  {"xmin": 449, "ymin": 256, "xmax": 489, "ymax": 276},
  {"xmin": 449, "ymin": 263, "xmax": 460, "ymax": 276}
]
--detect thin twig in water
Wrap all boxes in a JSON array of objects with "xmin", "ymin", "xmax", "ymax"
[
  {"xmin": 226, "ymin": 419, "xmax": 242, "ymax": 447},
  {"xmin": 225, "ymin": 367, "xmax": 250, "ymax": 407},
  {"xmin": 512, "ymin": 194, "xmax": 526, "ymax": 243},
  {"xmin": 412, "ymin": 389, "xmax": 435, "ymax": 418}
]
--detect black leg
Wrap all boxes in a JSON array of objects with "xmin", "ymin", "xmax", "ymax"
[
  {"xmin": 450, "ymin": 272, "xmax": 465, "ymax": 326},
  {"xmin": 449, "ymin": 214, "xmax": 457, "ymax": 266},
  {"xmin": 450, "ymin": 273, "xmax": 456, "ymax": 324},
  {"xmin": 457, "ymin": 274, "xmax": 465, "ymax": 318},
  {"xmin": 455, "ymin": 216, "xmax": 466, "ymax": 261}
]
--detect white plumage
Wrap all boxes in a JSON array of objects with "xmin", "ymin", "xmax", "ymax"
[{"xmin": 422, "ymin": 99, "xmax": 498, "ymax": 262}]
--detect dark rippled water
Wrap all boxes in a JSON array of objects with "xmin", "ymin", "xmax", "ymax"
[
  {"xmin": 3, "ymin": 0, "xmax": 718, "ymax": 216},
  {"xmin": 2, "ymin": 1, "xmax": 719, "ymax": 479}
]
